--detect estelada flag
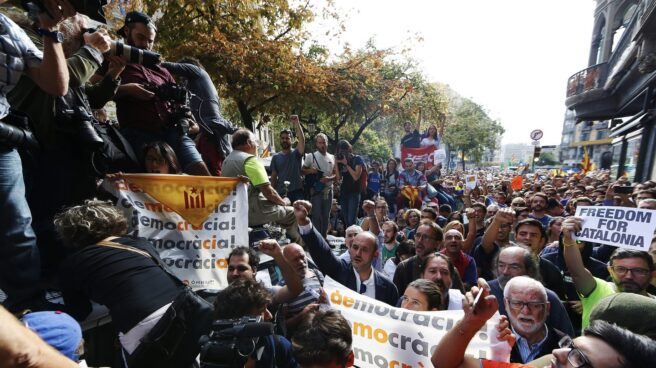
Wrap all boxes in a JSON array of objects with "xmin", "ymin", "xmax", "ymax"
[
  {"xmin": 511, "ymin": 176, "xmax": 523, "ymax": 190},
  {"xmin": 401, "ymin": 185, "xmax": 420, "ymax": 204},
  {"xmin": 581, "ymin": 147, "xmax": 594, "ymax": 174},
  {"xmin": 122, "ymin": 174, "xmax": 240, "ymax": 227}
]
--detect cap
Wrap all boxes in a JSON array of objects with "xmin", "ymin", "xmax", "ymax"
[
  {"xmin": 117, "ymin": 11, "xmax": 155, "ymax": 38},
  {"xmin": 590, "ymin": 293, "xmax": 656, "ymax": 340},
  {"xmin": 22, "ymin": 311, "xmax": 83, "ymax": 361}
]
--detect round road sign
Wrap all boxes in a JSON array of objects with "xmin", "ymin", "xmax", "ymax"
[{"xmin": 530, "ymin": 129, "xmax": 543, "ymax": 141}]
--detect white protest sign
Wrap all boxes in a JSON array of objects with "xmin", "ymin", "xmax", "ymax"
[
  {"xmin": 573, "ymin": 206, "xmax": 656, "ymax": 251},
  {"xmin": 103, "ymin": 179, "xmax": 248, "ymax": 289},
  {"xmin": 323, "ymin": 277, "xmax": 506, "ymax": 368},
  {"xmin": 465, "ymin": 175, "xmax": 478, "ymax": 190},
  {"xmin": 433, "ymin": 148, "xmax": 447, "ymax": 165}
]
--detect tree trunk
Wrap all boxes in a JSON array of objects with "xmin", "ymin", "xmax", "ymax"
[
  {"xmin": 236, "ymin": 99, "xmax": 254, "ymax": 131},
  {"xmin": 461, "ymin": 150, "xmax": 466, "ymax": 170}
]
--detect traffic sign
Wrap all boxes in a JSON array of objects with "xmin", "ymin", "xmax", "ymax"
[
  {"xmin": 532, "ymin": 140, "xmax": 541, "ymax": 146},
  {"xmin": 530, "ymin": 129, "xmax": 543, "ymax": 141}
]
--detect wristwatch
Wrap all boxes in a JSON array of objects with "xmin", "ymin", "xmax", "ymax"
[{"xmin": 36, "ymin": 28, "xmax": 64, "ymax": 43}]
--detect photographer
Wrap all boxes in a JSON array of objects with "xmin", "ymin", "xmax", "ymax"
[
  {"xmin": 0, "ymin": 0, "xmax": 77, "ymax": 313},
  {"xmin": 213, "ymin": 278, "xmax": 298, "ymax": 368},
  {"xmin": 302, "ymin": 133, "xmax": 339, "ymax": 237},
  {"xmin": 107, "ymin": 11, "xmax": 211, "ymax": 176},
  {"xmin": 162, "ymin": 57, "xmax": 236, "ymax": 175},
  {"xmin": 8, "ymin": 13, "xmax": 114, "ymax": 277},
  {"xmin": 336, "ymin": 139, "xmax": 365, "ymax": 227}
]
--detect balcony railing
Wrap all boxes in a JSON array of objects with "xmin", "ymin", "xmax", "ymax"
[
  {"xmin": 566, "ymin": 6, "xmax": 642, "ymax": 99},
  {"xmin": 566, "ymin": 63, "xmax": 608, "ymax": 98}
]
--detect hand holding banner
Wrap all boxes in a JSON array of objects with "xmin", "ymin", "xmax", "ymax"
[
  {"xmin": 103, "ymin": 175, "xmax": 248, "ymax": 289},
  {"xmin": 322, "ymin": 277, "xmax": 506, "ymax": 368}
]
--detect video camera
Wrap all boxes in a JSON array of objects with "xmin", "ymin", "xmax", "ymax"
[
  {"xmin": 146, "ymin": 83, "xmax": 193, "ymax": 136},
  {"xmin": 21, "ymin": 0, "xmax": 108, "ymax": 24},
  {"xmin": 199, "ymin": 316, "xmax": 274, "ymax": 368}
]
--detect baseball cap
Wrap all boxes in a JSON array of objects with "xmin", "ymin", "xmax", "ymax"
[
  {"xmin": 22, "ymin": 311, "xmax": 83, "ymax": 361},
  {"xmin": 118, "ymin": 11, "xmax": 156, "ymax": 37}
]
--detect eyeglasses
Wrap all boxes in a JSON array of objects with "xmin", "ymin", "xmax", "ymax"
[
  {"xmin": 611, "ymin": 265, "xmax": 650, "ymax": 277},
  {"xmin": 558, "ymin": 336, "xmax": 592, "ymax": 368},
  {"xmin": 505, "ymin": 298, "xmax": 548, "ymax": 312}
]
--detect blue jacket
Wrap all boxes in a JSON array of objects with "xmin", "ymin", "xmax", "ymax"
[{"xmin": 302, "ymin": 226, "xmax": 399, "ymax": 306}]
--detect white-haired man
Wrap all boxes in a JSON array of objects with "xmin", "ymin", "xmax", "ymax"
[{"xmin": 504, "ymin": 276, "xmax": 567, "ymax": 363}]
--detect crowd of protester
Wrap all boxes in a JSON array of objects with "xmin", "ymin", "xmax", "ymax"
[{"xmin": 1, "ymin": 3, "xmax": 656, "ymax": 368}]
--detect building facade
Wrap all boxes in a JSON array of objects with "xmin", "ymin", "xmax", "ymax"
[{"xmin": 565, "ymin": 0, "xmax": 656, "ymax": 182}]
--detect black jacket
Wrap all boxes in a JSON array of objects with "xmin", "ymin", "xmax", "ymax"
[
  {"xmin": 302, "ymin": 226, "xmax": 398, "ymax": 306},
  {"xmin": 510, "ymin": 326, "xmax": 566, "ymax": 363}
]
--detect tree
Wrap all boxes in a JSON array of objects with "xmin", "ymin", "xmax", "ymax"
[
  {"xmin": 443, "ymin": 99, "xmax": 504, "ymax": 170},
  {"xmin": 294, "ymin": 43, "xmax": 416, "ymax": 150}
]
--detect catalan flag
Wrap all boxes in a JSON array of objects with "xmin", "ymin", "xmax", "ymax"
[
  {"xmin": 581, "ymin": 147, "xmax": 594, "ymax": 174},
  {"xmin": 123, "ymin": 174, "xmax": 239, "ymax": 227},
  {"xmin": 401, "ymin": 185, "xmax": 420, "ymax": 206},
  {"xmin": 261, "ymin": 144, "xmax": 272, "ymax": 158}
]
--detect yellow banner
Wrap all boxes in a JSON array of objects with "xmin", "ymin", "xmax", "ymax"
[{"xmin": 123, "ymin": 174, "xmax": 240, "ymax": 227}]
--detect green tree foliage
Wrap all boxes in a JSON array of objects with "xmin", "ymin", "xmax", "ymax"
[{"xmin": 443, "ymin": 99, "xmax": 504, "ymax": 169}]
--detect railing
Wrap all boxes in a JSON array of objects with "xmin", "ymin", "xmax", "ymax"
[
  {"xmin": 566, "ymin": 5, "xmax": 643, "ymax": 99},
  {"xmin": 566, "ymin": 63, "xmax": 608, "ymax": 98}
]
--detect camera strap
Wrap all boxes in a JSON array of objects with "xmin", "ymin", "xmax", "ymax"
[{"xmin": 96, "ymin": 240, "xmax": 185, "ymax": 287}]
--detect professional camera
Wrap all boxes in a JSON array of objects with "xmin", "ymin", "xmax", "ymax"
[
  {"xmin": 57, "ymin": 106, "xmax": 104, "ymax": 149},
  {"xmin": 146, "ymin": 83, "xmax": 194, "ymax": 136},
  {"xmin": 199, "ymin": 316, "xmax": 274, "ymax": 368},
  {"xmin": 107, "ymin": 41, "xmax": 161, "ymax": 67},
  {"xmin": 21, "ymin": 0, "xmax": 108, "ymax": 24},
  {"xmin": 84, "ymin": 28, "xmax": 161, "ymax": 67},
  {"xmin": 0, "ymin": 111, "xmax": 39, "ymax": 152}
]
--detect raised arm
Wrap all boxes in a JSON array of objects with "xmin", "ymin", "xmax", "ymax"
[
  {"xmin": 26, "ymin": 8, "xmax": 78, "ymax": 96},
  {"xmin": 432, "ymin": 279, "xmax": 499, "ymax": 368},
  {"xmin": 294, "ymin": 201, "xmax": 344, "ymax": 279},
  {"xmin": 562, "ymin": 217, "xmax": 597, "ymax": 296},
  {"xmin": 291, "ymin": 115, "xmax": 305, "ymax": 155},
  {"xmin": 462, "ymin": 208, "xmax": 477, "ymax": 254},
  {"xmin": 258, "ymin": 239, "xmax": 303, "ymax": 304}
]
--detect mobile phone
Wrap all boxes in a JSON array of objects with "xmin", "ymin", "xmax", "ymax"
[
  {"xmin": 471, "ymin": 288, "xmax": 483, "ymax": 314},
  {"xmin": 615, "ymin": 186, "xmax": 633, "ymax": 194}
]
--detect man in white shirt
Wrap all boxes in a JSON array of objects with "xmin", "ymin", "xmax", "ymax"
[{"xmin": 302, "ymin": 133, "xmax": 339, "ymax": 237}]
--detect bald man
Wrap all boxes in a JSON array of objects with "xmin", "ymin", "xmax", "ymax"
[
  {"xmin": 294, "ymin": 200, "xmax": 398, "ymax": 305},
  {"xmin": 282, "ymin": 243, "xmax": 324, "ymax": 332}
]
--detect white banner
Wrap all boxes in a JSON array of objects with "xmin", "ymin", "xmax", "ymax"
[
  {"xmin": 433, "ymin": 148, "xmax": 447, "ymax": 165},
  {"xmin": 323, "ymin": 277, "xmax": 506, "ymax": 368},
  {"xmin": 103, "ymin": 179, "xmax": 248, "ymax": 290},
  {"xmin": 573, "ymin": 206, "xmax": 656, "ymax": 251}
]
